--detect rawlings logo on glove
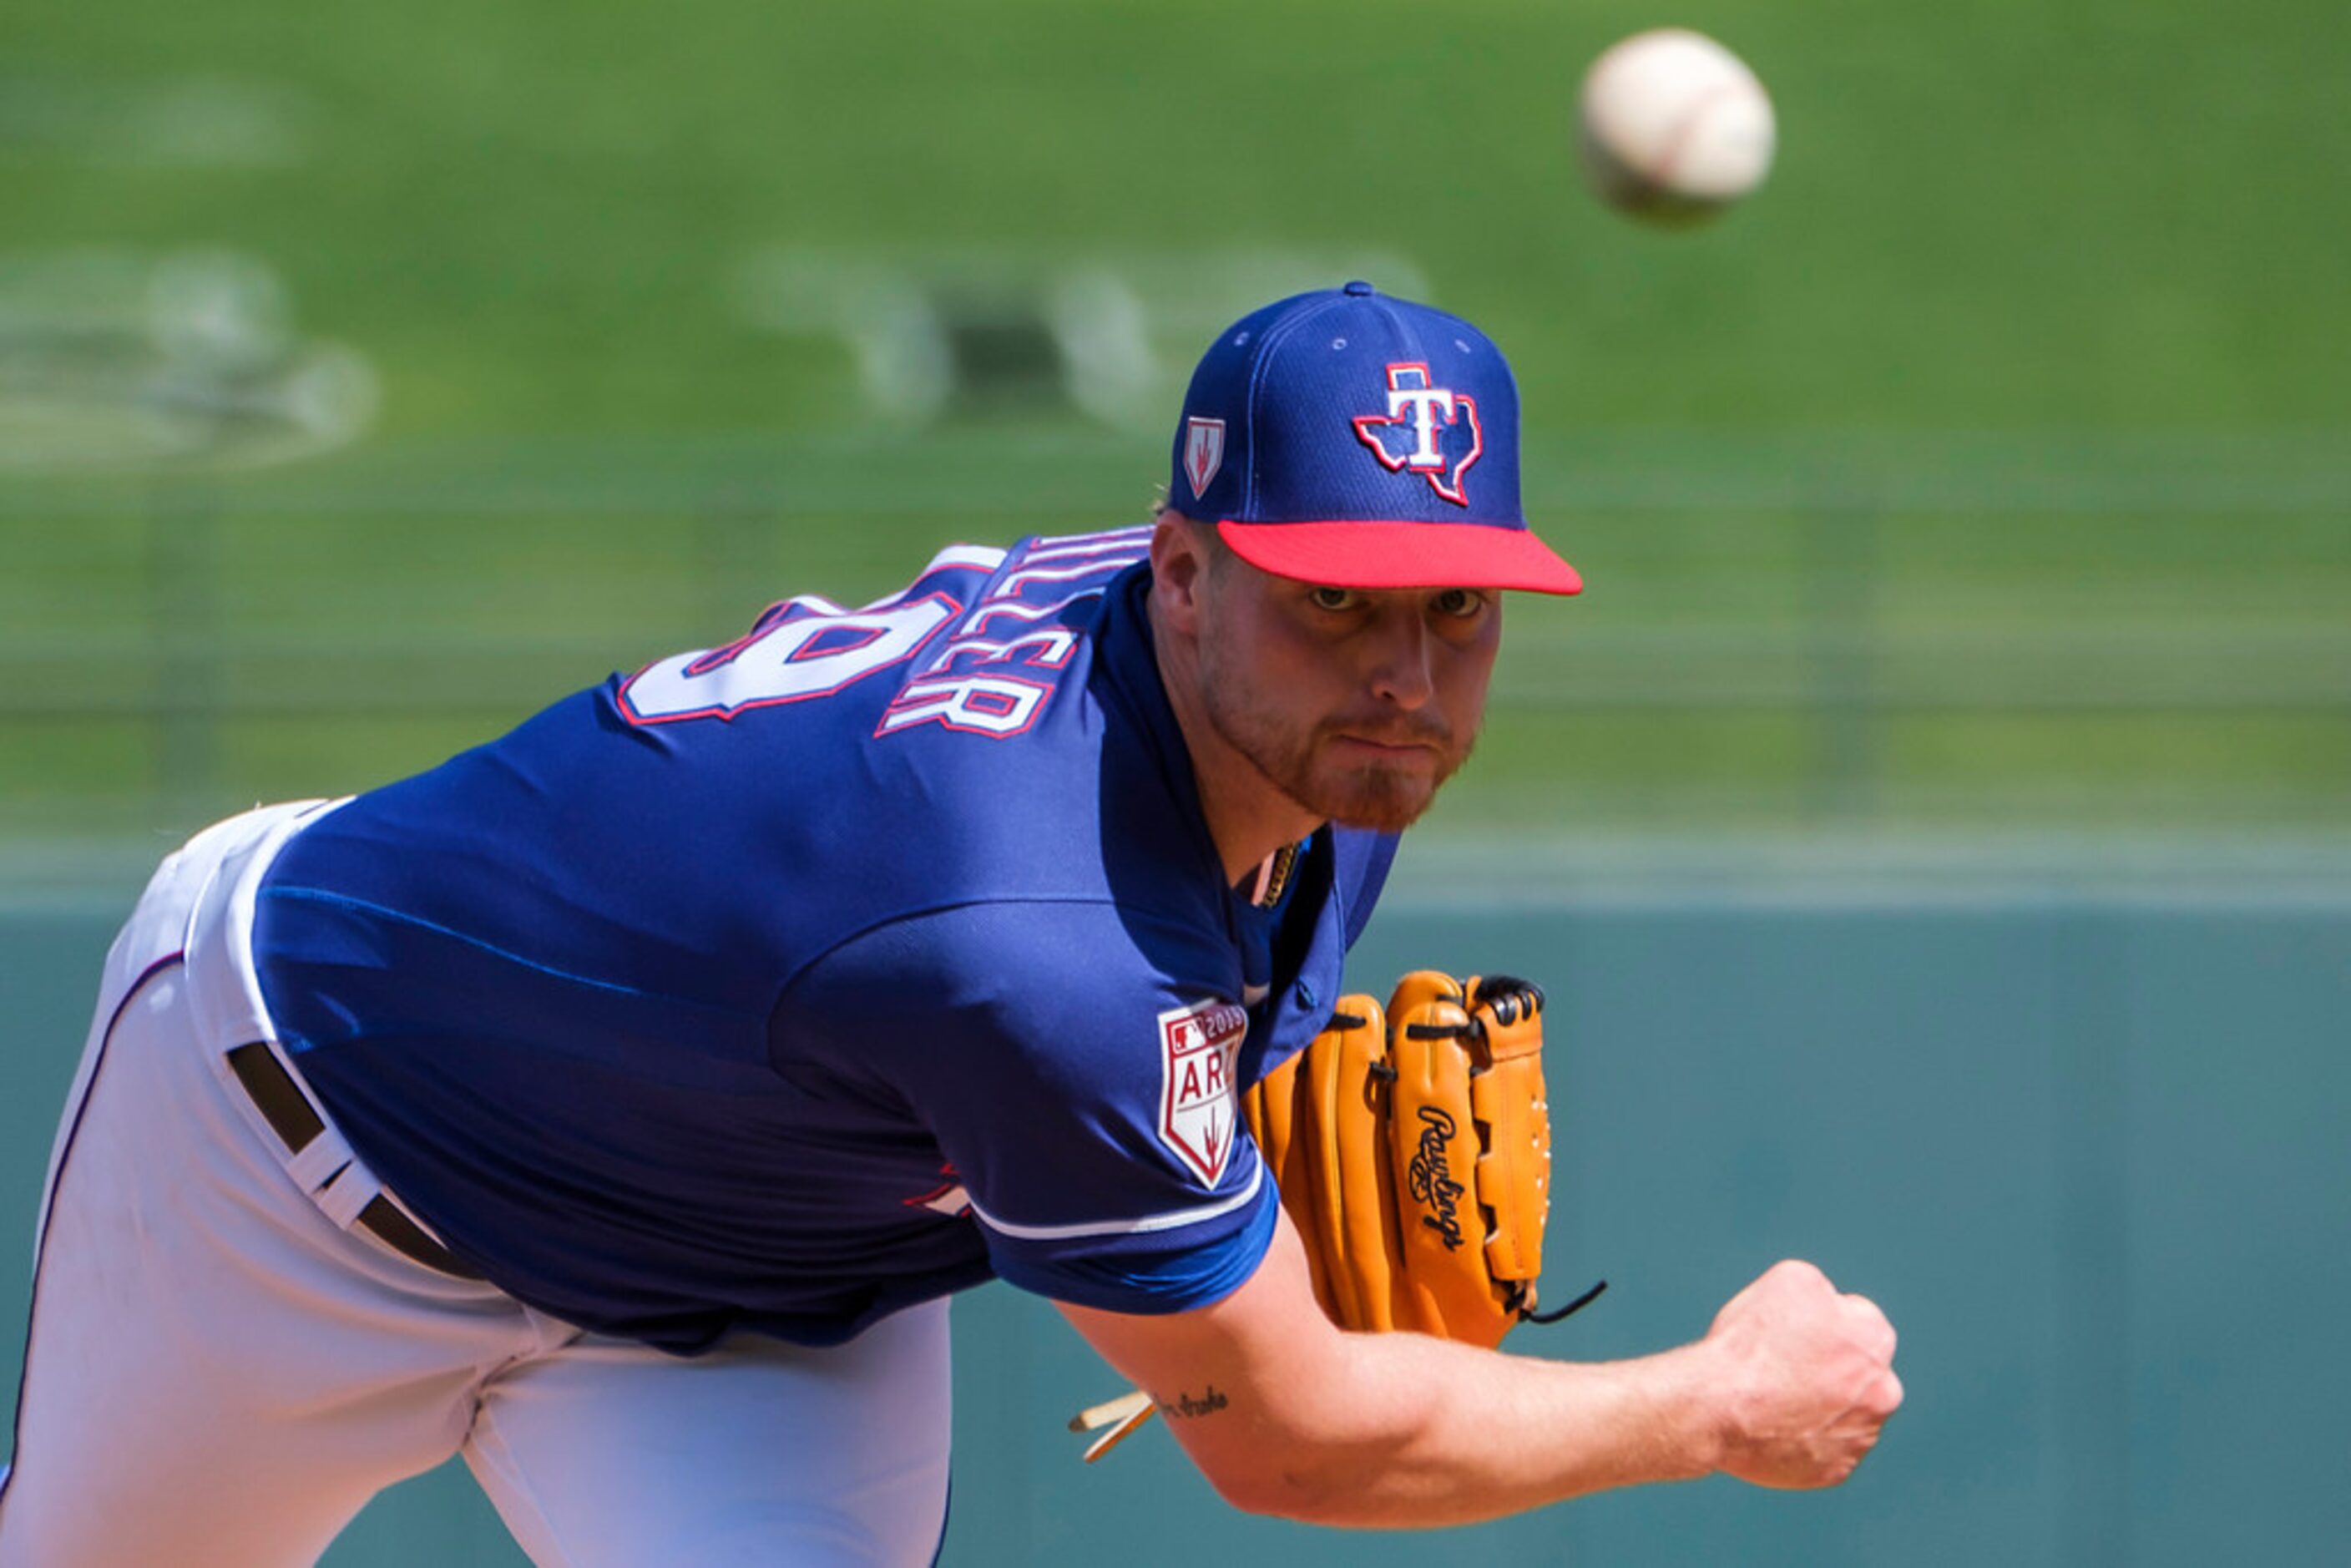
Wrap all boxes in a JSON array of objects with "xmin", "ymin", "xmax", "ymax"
[{"xmin": 1408, "ymin": 1105, "xmax": 1467, "ymax": 1249}]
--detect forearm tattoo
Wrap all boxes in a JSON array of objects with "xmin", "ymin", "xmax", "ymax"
[{"xmin": 1160, "ymin": 1385, "xmax": 1231, "ymax": 1420}]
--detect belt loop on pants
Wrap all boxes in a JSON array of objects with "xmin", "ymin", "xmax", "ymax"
[{"xmin": 225, "ymin": 1042, "xmax": 485, "ymax": 1281}]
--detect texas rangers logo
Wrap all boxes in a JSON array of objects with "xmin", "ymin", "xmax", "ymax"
[
  {"xmin": 1156, "ymin": 999, "xmax": 1249, "ymax": 1188},
  {"xmin": 1182, "ymin": 417, "xmax": 1226, "ymax": 499},
  {"xmin": 1350, "ymin": 362, "xmax": 1483, "ymax": 506}
]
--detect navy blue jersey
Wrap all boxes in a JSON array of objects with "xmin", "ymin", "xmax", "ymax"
[{"xmin": 251, "ymin": 529, "xmax": 1398, "ymax": 1353}]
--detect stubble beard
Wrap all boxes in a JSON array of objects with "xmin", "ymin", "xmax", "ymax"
[{"xmin": 1196, "ymin": 656, "xmax": 1476, "ymax": 835}]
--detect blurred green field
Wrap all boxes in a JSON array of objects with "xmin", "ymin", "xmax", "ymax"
[{"xmin": 3, "ymin": 0, "xmax": 2347, "ymax": 851}]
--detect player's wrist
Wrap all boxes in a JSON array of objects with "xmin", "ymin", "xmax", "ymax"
[{"xmin": 1641, "ymin": 1343, "xmax": 1736, "ymax": 1481}]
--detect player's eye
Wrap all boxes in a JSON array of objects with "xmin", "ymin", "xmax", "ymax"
[
  {"xmin": 1307, "ymin": 585, "xmax": 1362, "ymax": 612},
  {"xmin": 1429, "ymin": 588, "xmax": 1486, "ymax": 619}
]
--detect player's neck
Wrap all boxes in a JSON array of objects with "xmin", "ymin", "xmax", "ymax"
[
  {"xmin": 1194, "ymin": 746, "xmax": 1322, "ymax": 891},
  {"xmin": 1147, "ymin": 599, "xmax": 1323, "ymax": 888}
]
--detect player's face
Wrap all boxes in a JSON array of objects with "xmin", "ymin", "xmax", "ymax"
[{"xmin": 1194, "ymin": 559, "xmax": 1500, "ymax": 833}]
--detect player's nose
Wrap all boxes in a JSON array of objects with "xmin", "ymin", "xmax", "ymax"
[{"xmin": 1363, "ymin": 608, "xmax": 1435, "ymax": 710}]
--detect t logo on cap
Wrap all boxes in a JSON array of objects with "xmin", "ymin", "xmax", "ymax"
[{"xmin": 1350, "ymin": 363, "xmax": 1484, "ymax": 507}]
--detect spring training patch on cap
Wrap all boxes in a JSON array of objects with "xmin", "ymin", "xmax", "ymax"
[{"xmin": 1182, "ymin": 417, "xmax": 1225, "ymax": 499}]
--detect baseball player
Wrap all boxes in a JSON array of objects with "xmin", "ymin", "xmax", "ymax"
[{"xmin": 0, "ymin": 283, "xmax": 1900, "ymax": 1566}]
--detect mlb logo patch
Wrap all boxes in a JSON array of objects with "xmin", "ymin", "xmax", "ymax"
[
  {"xmin": 1182, "ymin": 417, "xmax": 1226, "ymax": 500},
  {"xmin": 1156, "ymin": 998, "xmax": 1249, "ymax": 1188}
]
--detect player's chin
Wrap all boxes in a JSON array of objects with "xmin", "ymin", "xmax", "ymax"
[{"xmin": 1313, "ymin": 763, "xmax": 1446, "ymax": 834}]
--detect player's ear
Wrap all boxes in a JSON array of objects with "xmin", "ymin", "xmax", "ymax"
[{"xmin": 1150, "ymin": 509, "xmax": 1212, "ymax": 635}]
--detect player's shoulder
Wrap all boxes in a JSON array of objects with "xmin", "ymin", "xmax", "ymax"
[
  {"xmin": 862, "ymin": 524, "xmax": 1156, "ymax": 744},
  {"xmin": 605, "ymin": 524, "xmax": 1151, "ymax": 737},
  {"xmin": 841, "ymin": 523, "xmax": 1206, "ymax": 898}
]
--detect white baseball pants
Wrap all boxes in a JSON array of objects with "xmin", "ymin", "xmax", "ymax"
[{"xmin": 0, "ymin": 802, "xmax": 953, "ymax": 1566}]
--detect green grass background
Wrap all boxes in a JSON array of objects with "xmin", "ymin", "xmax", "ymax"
[{"xmin": 3, "ymin": 0, "xmax": 2346, "ymax": 847}]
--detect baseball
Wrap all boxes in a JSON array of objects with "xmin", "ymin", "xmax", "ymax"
[{"xmin": 1576, "ymin": 28, "xmax": 1777, "ymax": 224}]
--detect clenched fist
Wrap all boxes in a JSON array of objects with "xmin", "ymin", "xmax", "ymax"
[{"xmin": 1699, "ymin": 1259, "xmax": 1904, "ymax": 1489}]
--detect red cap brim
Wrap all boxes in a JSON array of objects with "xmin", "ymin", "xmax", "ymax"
[{"xmin": 1218, "ymin": 519, "xmax": 1582, "ymax": 595}]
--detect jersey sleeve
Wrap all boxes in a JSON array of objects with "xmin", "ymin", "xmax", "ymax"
[{"xmin": 773, "ymin": 901, "xmax": 1277, "ymax": 1316}]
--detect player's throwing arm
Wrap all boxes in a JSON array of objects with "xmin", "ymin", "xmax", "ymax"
[{"xmin": 1064, "ymin": 1237, "xmax": 1901, "ymax": 1525}]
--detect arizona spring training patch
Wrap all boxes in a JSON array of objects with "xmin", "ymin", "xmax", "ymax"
[{"xmin": 1156, "ymin": 999, "xmax": 1249, "ymax": 1187}]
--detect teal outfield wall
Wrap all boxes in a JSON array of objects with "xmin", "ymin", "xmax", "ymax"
[{"xmin": 4, "ymin": 892, "xmax": 2345, "ymax": 1566}]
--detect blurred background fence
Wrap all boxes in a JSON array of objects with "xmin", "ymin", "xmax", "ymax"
[{"xmin": 5, "ymin": 426, "xmax": 2346, "ymax": 861}]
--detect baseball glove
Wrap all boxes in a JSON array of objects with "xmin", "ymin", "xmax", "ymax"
[
  {"xmin": 1244, "ymin": 970, "xmax": 1594, "ymax": 1348},
  {"xmin": 1069, "ymin": 970, "xmax": 1601, "ymax": 1461}
]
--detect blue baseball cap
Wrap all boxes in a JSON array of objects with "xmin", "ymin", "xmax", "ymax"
[{"xmin": 1168, "ymin": 281, "xmax": 1580, "ymax": 595}]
